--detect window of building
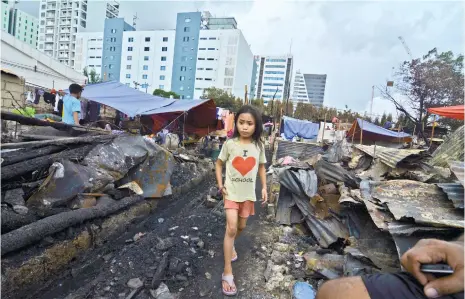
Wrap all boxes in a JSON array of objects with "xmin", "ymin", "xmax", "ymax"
[
  {"xmin": 185, "ymin": 18, "xmax": 191, "ymax": 23},
  {"xmin": 162, "ymin": 47, "xmax": 167, "ymax": 51},
  {"xmin": 111, "ymin": 29, "xmax": 116, "ymax": 33},
  {"xmin": 181, "ymin": 66, "xmax": 187, "ymax": 71},
  {"xmin": 110, "ymin": 37, "xmax": 116, "ymax": 42},
  {"xmin": 160, "ymin": 66, "xmax": 166, "ymax": 71},
  {"xmin": 206, "ymin": 68, "xmax": 213, "ymax": 71},
  {"xmin": 198, "ymin": 58, "xmax": 205, "ymax": 61},
  {"xmin": 145, "ymin": 37, "xmax": 150, "ymax": 42},
  {"xmin": 205, "ymin": 78, "xmax": 212, "ymax": 81},
  {"xmin": 207, "ymin": 58, "xmax": 214, "ymax": 61},
  {"xmin": 128, "ymin": 46, "xmax": 133, "ymax": 51},
  {"xmin": 144, "ymin": 56, "xmax": 149, "ymax": 61},
  {"xmin": 265, "ymin": 65, "xmax": 285, "ymax": 68},
  {"xmin": 183, "ymin": 36, "xmax": 189, "ymax": 42},
  {"xmin": 224, "ymin": 78, "xmax": 233, "ymax": 86},
  {"xmin": 141, "ymin": 83, "xmax": 148, "ymax": 89},
  {"xmin": 110, "ymin": 55, "xmax": 115, "ymax": 60},
  {"xmin": 264, "ymin": 71, "xmax": 285, "ymax": 75},
  {"xmin": 183, "ymin": 27, "xmax": 190, "ymax": 32},
  {"xmin": 182, "ymin": 47, "xmax": 189, "ymax": 52},
  {"xmin": 208, "ymin": 48, "xmax": 215, "ymax": 50},
  {"xmin": 179, "ymin": 76, "xmax": 185, "ymax": 81},
  {"xmin": 197, "ymin": 67, "xmax": 204, "ymax": 70},
  {"xmin": 163, "ymin": 37, "xmax": 168, "ymax": 42},
  {"xmin": 144, "ymin": 47, "xmax": 150, "ymax": 51},
  {"xmin": 159, "ymin": 85, "xmax": 164, "ymax": 89},
  {"xmin": 142, "ymin": 74, "xmax": 148, "ymax": 79},
  {"xmin": 225, "ymin": 68, "xmax": 234, "ymax": 76},
  {"xmin": 128, "ymin": 37, "xmax": 134, "ymax": 42},
  {"xmin": 180, "ymin": 86, "xmax": 184, "ymax": 91},
  {"xmin": 208, "ymin": 37, "xmax": 216, "ymax": 40},
  {"xmin": 109, "ymin": 64, "xmax": 114, "ymax": 69},
  {"xmin": 161, "ymin": 56, "xmax": 166, "ymax": 61},
  {"xmin": 200, "ymin": 37, "xmax": 207, "ymax": 40},
  {"xmin": 263, "ymin": 83, "xmax": 283, "ymax": 87},
  {"xmin": 199, "ymin": 48, "xmax": 206, "ymax": 50},
  {"xmin": 264, "ymin": 77, "xmax": 284, "ymax": 81},
  {"xmin": 126, "ymin": 65, "xmax": 131, "ymax": 70},
  {"xmin": 126, "ymin": 74, "xmax": 131, "ymax": 78},
  {"xmin": 143, "ymin": 65, "xmax": 148, "ymax": 70},
  {"xmin": 196, "ymin": 78, "xmax": 203, "ymax": 80},
  {"xmin": 160, "ymin": 75, "xmax": 165, "ymax": 80},
  {"xmin": 127, "ymin": 56, "xmax": 132, "ymax": 60},
  {"xmin": 266, "ymin": 58, "xmax": 287, "ymax": 63}
]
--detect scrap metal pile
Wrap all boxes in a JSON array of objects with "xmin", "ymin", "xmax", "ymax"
[
  {"xmin": 0, "ymin": 132, "xmax": 204, "ymax": 256},
  {"xmin": 269, "ymin": 125, "xmax": 464, "ymax": 281}
]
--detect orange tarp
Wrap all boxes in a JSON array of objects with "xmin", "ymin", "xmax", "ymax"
[{"xmin": 427, "ymin": 105, "xmax": 464, "ymax": 120}]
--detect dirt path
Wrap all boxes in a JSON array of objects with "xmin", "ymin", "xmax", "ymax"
[{"xmin": 34, "ymin": 176, "xmax": 284, "ymax": 299}]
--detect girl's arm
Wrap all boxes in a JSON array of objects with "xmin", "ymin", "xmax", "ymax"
[
  {"xmin": 216, "ymin": 159, "xmax": 225, "ymax": 190},
  {"xmin": 259, "ymin": 164, "xmax": 268, "ymax": 203}
]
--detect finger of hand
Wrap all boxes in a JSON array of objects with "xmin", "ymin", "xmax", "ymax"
[
  {"xmin": 424, "ymin": 270, "xmax": 465, "ymax": 298},
  {"xmin": 401, "ymin": 245, "xmax": 445, "ymax": 285}
]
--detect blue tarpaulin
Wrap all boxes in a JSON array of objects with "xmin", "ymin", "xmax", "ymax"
[
  {"xmin": 347, "ymin": 118, "xmax": 412, "ymax": 142},
  {"xmin": 143, "ymin": 99, "xmax": 212, "ymax": 115},
  {"xmin": 282, "ymin": 116, "xmax": 320, "ymax": 140},
  {"xmin": 71, "ymin": 81, "xmax": 175, "ymax": 117}
]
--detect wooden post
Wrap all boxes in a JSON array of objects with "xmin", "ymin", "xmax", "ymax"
[
  {"xmin": 360, "ymin": 119, "xmax": 364, "ymax": 145},
  {"xmin": 244, "ymin": 85, "xmax": 248, "ymax": 105},
  {"xmin": 351, "ymin": 121, "xmax": 356, "ymax": 144},
  {"xmin": 430, "ymin": 115, "xmax": 437, "ymax": 144},
  {"xmin": 321, "ymin": 112, "xmax": 327, "ymax": 143}
]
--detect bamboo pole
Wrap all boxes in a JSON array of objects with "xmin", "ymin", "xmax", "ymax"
[
  {"xmin": 321, "ymin": 112, "xmax": 327, "ymax": 143},
  {"xmin": 360, "ymin": 119, "xmax": 364, "ymax": 145}
]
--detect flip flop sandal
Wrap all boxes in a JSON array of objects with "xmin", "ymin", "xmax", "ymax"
[
  {"xmin": 231, "ymin": 246, "xmax": 238, "ymax": 262},
  {"xmin": 222, "ymin": 273, "xmax": 237, "ymax": 296}
]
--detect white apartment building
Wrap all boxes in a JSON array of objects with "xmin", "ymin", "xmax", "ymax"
[
  {"xmin": 38, "ymin": 0, "xmax": 119, "ymax": 68},
  {"xmin": 291, "ymin": 70, "xmax": 327, "ymax": 107},
  {"xmin": 119, "ymin": 30, "xmax": 176, "ymax": 93},
  {"xmin": 74, "ymin": 32, "xmax": 103, "ymax": 77},
  {"xmin": 193, "ymin": 29, "xmax": 254, "ymax": 99},
  {"xmin": 254, "ymin": 55, "xmax": 293, "ymax": 103}
]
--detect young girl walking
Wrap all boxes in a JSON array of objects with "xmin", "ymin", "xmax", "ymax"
[{"xmin": 215, "ymin": 105, "xmax": 268, "ymax": 296}]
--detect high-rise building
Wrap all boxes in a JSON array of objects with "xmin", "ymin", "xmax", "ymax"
[
  {"xmin": 74, "ymin": 32, "xmax": 104, "ymax": 78},
  {"xmin": 119, "ymin": 30, "xmax": 176, "ymax": 93},
  {"xmin": 37, "ymin": 0, "xmax": 119, "ymax": 68},
  {"xmin": 101, "ymin": 18, "xmax": 134, "ymax": 82},
  {"xmin": 2, "ymin": 1, "xmax": 39, "ymax": 48},
  {"xmin": 172, "ymin": 11, "xmax": 254, "ymax": 99},
  {"xmin": 291, "ymin": 71, "xmax": 327, "ymax": 107},
  {"xmin": 254, "ymin": 55, "xmax": 293, "ymax": 104}
]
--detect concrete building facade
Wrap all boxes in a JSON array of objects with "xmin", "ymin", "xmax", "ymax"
[
  {"xmin": 37, "ymin": 0, "xmax": 119, "ymax": 68},
  {"xmin": 119, "ymin": 30, "xmax": 176, "ymax": 93},
  {"xmin": 2, "ymin": 1, "xmax": 39, "ymax": 48},
  {"xmin": 254, "ymin": 55, "xmax": 293, "ymax": 103},
  {"xmin": 101, "ymin": 18, "xmax": 134, "ymax": 82},
  {"xmin": 74, "ymin": 32, "xmax": 104, "ymax": 78},
  {"xmin": 291, "ymin": 71, "xmax": 326, "ymax": 107}
]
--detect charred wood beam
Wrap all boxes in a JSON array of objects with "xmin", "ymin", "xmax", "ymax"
[
  {"xmin": 1, "ymin": 145, "xmax": 65, "ymax": 166},
  {"xmin": 1, "ymin": 209, "xmax": 38, "ymax": 234},
  {"xmin": 1, "ymin": 144, "xmax": 95, "ymax": 181},
  {"xmin": 1, "ymin": 134, "xmax": 115, "ymax": 150},
  {"xmin": 1, "ymin": 196, "xmax": 144, "ymax": 255}
]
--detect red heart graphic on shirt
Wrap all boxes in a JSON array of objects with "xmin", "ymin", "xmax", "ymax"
[{"xmin": 232, "ymin": 156, "xmax": 256, "ymax": 176}]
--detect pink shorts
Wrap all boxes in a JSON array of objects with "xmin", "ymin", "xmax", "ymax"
[{"xmin": 224, "ymin": 199, "xmax": 255, "ymax": 218}]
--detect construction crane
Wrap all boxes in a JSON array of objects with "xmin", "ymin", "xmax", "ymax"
[{"xmin": 398, "ymin": 36, "xmax": 413, "ymax": 60}]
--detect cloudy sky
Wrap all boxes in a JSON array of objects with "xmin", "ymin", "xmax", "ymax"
[{"xmin": 17, "ymin": 0, "xmax": 464, "ymax": 118}]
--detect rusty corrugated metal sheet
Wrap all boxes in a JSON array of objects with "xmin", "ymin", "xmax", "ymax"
[
  {"xmin": 449, "ymin": 161, "xmax": 464, "ymax": 186},
  {"xmin": 354, "ymin": 144, "xmax": 428, "ymax": 168},
  {"xmin": 363, "ymin": 180, "xmax": 464, "ymax": 228},
  {"xmin": 314, "ymin": 159, "xmax": 360, "ymax": 188},
  {"xmin": 437, "ymin": 183, "xmax": 464, "ymax": 209},
  {"xmin": 431, "ymin": 125, "xmax": 464, "ymax": 167},
  {"xmin": 276, "ymin": 140, "xmax": 323, "ymax": 160}
]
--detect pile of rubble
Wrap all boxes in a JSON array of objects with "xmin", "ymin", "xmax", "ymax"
[{"xmin": 265, "ymin": 126, "xmax": 464, "ymax": 296}]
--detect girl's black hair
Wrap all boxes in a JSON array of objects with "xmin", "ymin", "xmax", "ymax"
[{"xmin": 233, "ymin": 105, "xmax": 264, "ymax": 148}]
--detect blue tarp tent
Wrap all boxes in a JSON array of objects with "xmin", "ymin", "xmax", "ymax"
[
  {"xmin": 143, "ymin": 99, "xmax": 211, "ymax": 115},
  {"xmin": 281, "ymin": 116, "xmax": 320, "ymax": 140},
  {"xmin": 347, "ymin": 118, "xmax": 412, "ymax": 143},
  {"xmin": 73, "ymin": 81, "xmax": 175, "ymax": 117}
]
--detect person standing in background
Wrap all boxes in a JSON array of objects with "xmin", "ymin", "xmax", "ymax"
[{"xmin": 62, "ymin": 84, "xmax": 83, "ymax": 125}]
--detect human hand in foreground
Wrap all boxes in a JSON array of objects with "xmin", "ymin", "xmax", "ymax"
[
  {"xmin": 401, "ymin": 238, "xmax": 464, "ymax": 298},
  {"xmin": 261, "ymin": 188, "xmax": 268, "ymax": 206}
]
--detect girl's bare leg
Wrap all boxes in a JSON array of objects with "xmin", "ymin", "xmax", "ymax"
[{"xmin": 223, "ymin": 209, "xmax": 239, "ymax": 292}]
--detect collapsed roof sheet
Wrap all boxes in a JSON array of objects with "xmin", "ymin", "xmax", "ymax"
[
  {"xmin": 362, "ymin": 180, "xmax": 464, "ymax": 228},
  {"xmin": 276, "ymin": 140, "xmax": 323, "ymax": 160},
  {"xmin": 314, "ymin": 159, "xmax": 360, "ymax": 189},
  {"xmin": 430, "ymin": 125, "xmax": 464, "ymax": 168},
  {"xmin": 449, "ymin": 161, "xmax": 465, "ymax": 186},
  {"xmin": 354, "ymin": 144, "xmax": 428, "ymax": 168},
  {"xmin": 437, "ymin": 183, "xmax": 464, "ymax": 209},
  {"xmin": 347, "ymin": 119, "xmax": 412, "ymax": 143}
]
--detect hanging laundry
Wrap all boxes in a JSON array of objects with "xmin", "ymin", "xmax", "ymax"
[
  {"xmin": 80, "ymin": 100, "xmax": 88, "ymax": 120},
  {"xmin": 87, "ymin": 101, "xmax": 100, "ymax": 122},
  {"xmin": 43, "ymin": 92, "xmax": 55, "ymax": 105},
  {"xmin": 26, "ymin": 91, "xmax": 34, "ymax": 103},
  {"xmin": 54, "ymin": 93, "xmax": 60, "ymax": 112},
  {"xmin": 34, "ymin": 88, "xmax": 40, "ymax": 104}
]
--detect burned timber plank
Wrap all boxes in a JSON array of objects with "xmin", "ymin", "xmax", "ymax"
[
  {"xmin": 1, "ymin": 145, "xmax": 65, "ymax": 166},
  {"xmin": 1, "ymin": 196, "xmax": 144, "ymax": 255},
  {"xmin": 1, "ymin": 134, "xmax": 115, "ymax": 150},
  {"xmin": 1, "ymin": 144, "xmax": 95, "ymax": 181}
]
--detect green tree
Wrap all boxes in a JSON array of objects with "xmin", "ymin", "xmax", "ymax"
[
  {"xmin": 201, "ymin": 87, "xmax": 242, "ymax": 112},
  {"xmin": 152, "ymin": 89, "xmax": 180, "ymax": 99},
  {"xmin": 83, "ymin": 67, "xmax": 100, "ymax": 84},
  {"xmin": 386, "ymin": 113, "xmax": 393, "ymax": 122},
  {"xmin": 380, "ymin": 112, "xmax": 387, "ymax": 126},
  {"xmin": 380, "ymin": 48, "xmax": 464, "ymax": 138}
]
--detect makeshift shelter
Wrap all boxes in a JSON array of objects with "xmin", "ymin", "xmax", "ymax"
[
  {"xmin": 347, "ymin": 118, "xmax": 412, "ymax": 144},
  {"xmin": 281, "ymin": 116, "xmax": 319, "ymax": 140},
  {"xmin": 69, "ymin": 81, "xmax": 176, "ymax": 117},
  {"xmin": 427, "ymin": 105, "xmax": 464, "ymax": 120},
  {"xmin": 148, "ymin": 99, "xmax": 218, "ymax": 137}
]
